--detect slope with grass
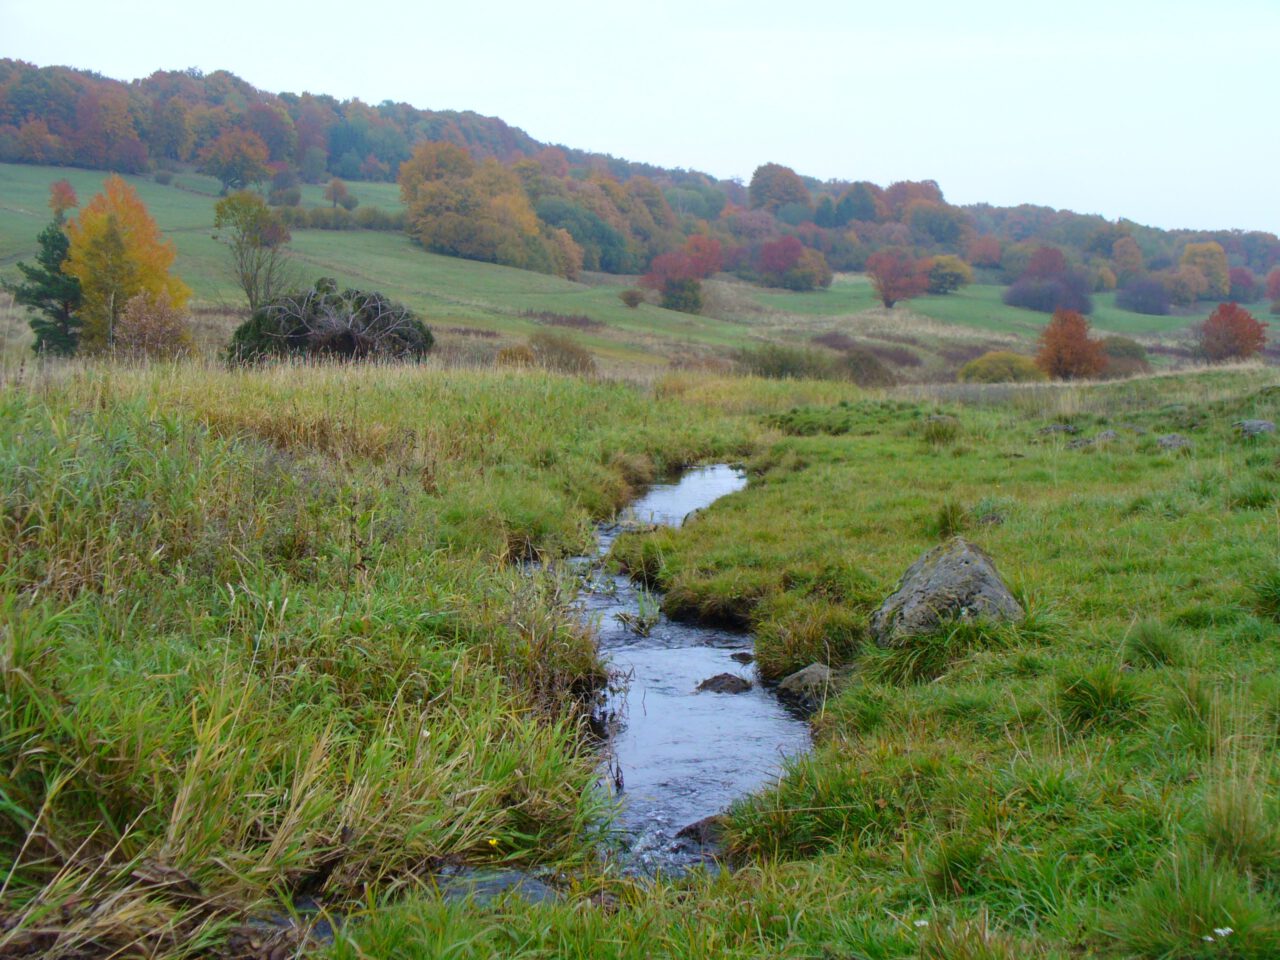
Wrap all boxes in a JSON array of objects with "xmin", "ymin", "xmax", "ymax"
[{"xmin": 2, "ymin": 162, "xmax": 1245, "ymax": 377}]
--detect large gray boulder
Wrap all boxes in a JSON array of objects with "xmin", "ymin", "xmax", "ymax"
[{"xmin": 871, "ymin": 538, "xmax": 1024, "ymax": 645}]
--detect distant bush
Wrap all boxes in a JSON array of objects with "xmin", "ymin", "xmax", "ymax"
[
  {"xmin": 1003, "ymin": 271, "xmax": 1093, "ymax": 314},
  {"xmin": 1099, "ymin": 335, "xmax": 1151, "ymax": 378},
  {"xmin": 268, "ymin": 186, "xmax": 302, "ymax": 207},
  {"xmin": 1036, "ymin": 309, "xmax": 1105, "ymax": 380},
  {"xmin": 1194, "ymin": 302, "xmax": 1269, "ymax": 362},
  {"xmin": 957, "ymin": 351, "xmax": 1048, "ymax": 384},
  {"xmin": 527, "ymin": 331, "xmax": 596, "ymax": 375},
  {"xmin": 837, "ymin": 348, "xmax": 896, "ymax": 387},
  {"xmin": 115, "ymin": 292, "xmax": 194, "ymax": 360},
  {"xmin": 865, "ymin": 343, "xmax": 922, "ymax": 367},
  {"xmin": 619, "ymin": 289, "xmax": 645, "ymax": 308},
  {"xmin": 152, "ymin": 170, "xmax": 173, "ymax": 186},
  {"xmin": 660, "ymin": 278, "xmax": 703, "ymax": 314},
  {"xmin": 522, "ymin": 310, "xmax": 602, "ymax": 330},
  {"xmin": 926, "ymin": 254, "xmax": 974, "ymax": 294},
  {"xmin": 1116, "ymin": 278, "xmax": 1170, "ymax": 315},
  {"xmin": 496, "ymin": 343, "xmax": 536, "ymax": 367},
  {"xmin": 227, "ymin": 277, "xmax": 432, "ymax": 362},
  {"xmin": 734, "ymin": 344, "xmax": 832, "ymax": 380}
]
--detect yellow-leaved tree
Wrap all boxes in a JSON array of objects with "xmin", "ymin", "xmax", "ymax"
[{"xmin": 64, "ymin": 175, "xmax": 191, "ymax": 353}]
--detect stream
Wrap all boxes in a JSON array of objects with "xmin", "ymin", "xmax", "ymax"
[{"xmin": 574, "ymin": 465, "xmax": 812, "ymax": 874}]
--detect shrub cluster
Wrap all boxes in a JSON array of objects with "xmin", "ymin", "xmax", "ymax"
[{"xmin": 227, "ymin": 277, "xmax": 433, "ymax": 362}]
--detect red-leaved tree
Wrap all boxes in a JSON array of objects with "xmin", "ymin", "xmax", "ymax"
[
  {"xmin": 1035, "ymin": 309, "xmax": 1105, "ymax": 380},
  {"xmin": 866, "ymin": 249, "xmax": 929, "ymax": 308},
  {"xmin": 1194, "ymin": 302, "xmax": 1268, "ymax": 362},
  {"xmin": 1266, "ymin": 268, "xmax": 1280, "ymax": 309}
]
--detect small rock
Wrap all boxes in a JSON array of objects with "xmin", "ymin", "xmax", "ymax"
[
  {"xmin": 1157, "ymin": 433, "xmax": 1193, "ymax": 451},
  {"xmin": 1096, "ymin": 430, "xmax": 1119, "ymax": 442},
  {"xmin": 870, "ymin": 537, "xmax": 1024, "ymax": 645},
  {"xmin": 1067, "ymin": 437, "xmax": 1094, "ymax": 449},
  {"xmin": 675, "ymin": 814, "xmax": 726, "ymax": 846},
  {"xmin": 729, "ymin": 651, "xmax": 754, "ymax": 664},
  {"xmin": 1038, "ymin": 423, "xmax": 1078, "ymax": 435},
  {"xmin": 777, "ymin": 662, "xmax": 833, "ymax": 706},
  {"xmin": 697, "ymin": 673, "xmax": 751, "ymax": 694},
  {"xmin": 1235, "ymin": 419, "xmax": 1275, "ymax": 438}
]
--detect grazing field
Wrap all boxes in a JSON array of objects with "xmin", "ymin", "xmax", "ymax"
[
  {"xmin": 0, "ymin": 356, "xmax": 1277, "ymax": 958},
  {"xmin": 1, "ymin": 162, "xmax": 1233, "ymax": 378}
]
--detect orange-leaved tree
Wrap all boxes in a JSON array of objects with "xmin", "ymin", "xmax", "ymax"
[
  {"xmin": 1035, "ymin": 309, "xmax": 1105, "ymax": 380},
  {"xmin": 64, "ymin": 175, "xmax": 190, "ymax": 353},
  {"xmin": 1194, "ymin": 302, "xmax": 1268, "ymax": 362},
  {"xmin": 865, "ymin": 249, "xmax": 929, "ymax": 308},
  {"xmin": 49, "ymin": 179, "xmax": 78, "ymax": 223}
]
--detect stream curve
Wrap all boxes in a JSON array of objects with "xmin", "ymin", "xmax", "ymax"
[{"xmin": 573, "ymin": 465, "xmax": 812, "ymax": 874}]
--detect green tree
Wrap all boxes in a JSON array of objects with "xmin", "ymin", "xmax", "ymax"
[
  {"xmin": 3, "ymin": 221, "xmax": 83, "ymax": 355},
  {"xmin": 213, "ymin": 191, "xmax": 295, "ymax": 311}
]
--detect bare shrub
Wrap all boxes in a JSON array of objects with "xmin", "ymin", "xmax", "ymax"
[{"xmin": 114, "ymin": 292, "xmax": 195, "ymax": 360}]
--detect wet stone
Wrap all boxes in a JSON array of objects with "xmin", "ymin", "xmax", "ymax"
[
  {"xmin": 697, "ymin": 673, "xmax": 752, "ymax": 694},
  {"xmin": 729, "ymin": 651, "xmax": 755, "ymax": 664}
]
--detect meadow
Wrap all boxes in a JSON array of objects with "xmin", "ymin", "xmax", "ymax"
[
  {"xmin": 0, "ymin": 162, "xmax": 1227, "ymax": 378},
  {"xmin": 0, "ymin": 352, "xmax": 1276, "ymax": 958}
]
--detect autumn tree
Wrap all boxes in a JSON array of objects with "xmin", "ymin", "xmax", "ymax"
[
  {"xmin": 1268, "ymin": 267, "xmax": 1280, "ymax": 314},
  {"xmin": 927, "ymin": 255, "xmax": 974, "ymax": 294},
  {"xmin": 1035, "ymin": 309, "xmax": 1105, "ymax": 380},
  {"xmin": 748, "ymin": 163, "xmax": 809, "ymax": 211},
  {"xmin": 199, "ymin": 129, "xmax": 270, "ymax": 193},
  {"xmin": 1179, "ymin": 241, "xmax": 1229, "ymax": 299},
  {"xmin": 49, "ymin": 179, "xmax": 78, "ymax": 223},
  {"xmin": 866, "ymin": 249, "xmax": 930, "ymax": 308},
  {"xmin": 965, "ymin": 234, "xmax": 1002, "ymax": 267},
  {"xmin": 1228, "ymin": 267, "xmax": 1260, "ymax": 302},
  {"xmin": 64, "ymin": 175, "xmax": 190, "ymax": 352},
  {"xmin": 1193, "ymin": 302, "xmax": 1268, "ymax": 362},
  {"xmin": 642, "ymin": 235, "xmax": 723, "ymax": 313},
  {"xmin": 1111, "ymin": 236, "xmax": 1145, "ymax": 283},
  {"xmin": 213, "ymin": 191, "xmax": 294, "ymax": 311},
  {"xmin": 1164, "ymin": 265, "xmax": 1208, "ymax": 306},
  {"xmin": 324, "ymin": 177, "xmax": 357, "ymax": 210}
]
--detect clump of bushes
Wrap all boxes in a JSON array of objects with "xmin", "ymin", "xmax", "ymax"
[
  {"xmin": 115, "ymin": 291, "xmax": 195, "ymax": 360},
  {"xmin": 733, "ymin": 343, "xmax": 895, "ymax": 386},
  {"xmin": 527, "ymin": 331, "xmax": 596, "ymax": 374},
  {"xmin": 1003, "ymin": 271, "xmax": 1092, "ymax": 314},
  {"xmin": 1116, "ymin": 277, "xmax": 1170, "ymax": 315},
  {"xmin": 227, "ymin": 277, "xmax": 433, "ymax": 362},
  {"xmin": 619, "ymin": 289, "xmax": 645, "ymax": 308},
  {"xmin": 958, "ymin": 351, "xmax": 1048, "ymax": 384},
  {"xmin": 1099, "ymin": 335, "xmax": 1151, "ymax": 378}
]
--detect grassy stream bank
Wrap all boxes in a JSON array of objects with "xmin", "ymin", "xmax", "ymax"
[{"xmin": 2, "ymin": 361, "xmax": 1278, "ymax": 958}]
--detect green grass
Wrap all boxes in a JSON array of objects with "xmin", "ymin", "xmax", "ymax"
[{"xmin": 3, "ymin": 359, "xmax": 1280, "ymax": 956}]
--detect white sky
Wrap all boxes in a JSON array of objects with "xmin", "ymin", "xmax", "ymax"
[{"xmin": 3, "ymin": 0, "xmax": 1278, "ymax": 233}]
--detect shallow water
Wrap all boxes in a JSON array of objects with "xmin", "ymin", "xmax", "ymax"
[{"xmin": 575, "ymin": 465, "xmax": 812, "ymax": 874}]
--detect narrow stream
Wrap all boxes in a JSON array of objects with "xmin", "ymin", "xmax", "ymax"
[{"xmin": 573, "ymin": 465, "xmax": 812, "ymax": 874}]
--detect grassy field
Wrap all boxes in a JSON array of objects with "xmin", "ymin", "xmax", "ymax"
[
  {"xmin": 1, "ymin": 355, "xmax": 1278, "ymax": 958},
  {"xmin": 1, "ymin": 162, "xmax": 1245, "ymax": 378}
]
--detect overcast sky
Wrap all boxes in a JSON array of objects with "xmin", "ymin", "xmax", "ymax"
[{"xmin": 4, "ymin": 0, "xmax": 1278, "ymax": 233}]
